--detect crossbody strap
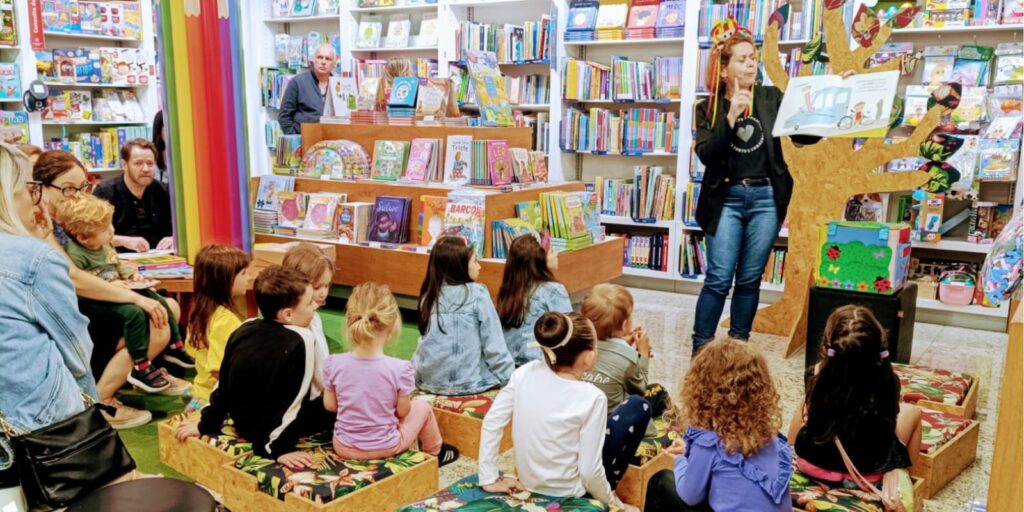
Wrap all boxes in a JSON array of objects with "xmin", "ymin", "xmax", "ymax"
[
  {"xmin": 833, "ymin": 437, "xmax": 903, "ymax": 511},
  {"xmin": 0, "ymin": 391, "xmax": 98, "ymax": 437}
]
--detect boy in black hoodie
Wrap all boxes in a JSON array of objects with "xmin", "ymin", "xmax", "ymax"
[{"xmin": 176, "ymin": 265, "xmax": 335, "ymax": 468}]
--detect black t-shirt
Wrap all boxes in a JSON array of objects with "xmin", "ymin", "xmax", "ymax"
[
  {"xmin": 94, "ymin": 175, "xmax": 172, "ymax": 250},
  {"xmin": 729, "ymin": 115, "xmax": 770, "ymax": 180},
  {"xmin": 795, "ymin": 419, "xmax": 912, "ymax": 475}
]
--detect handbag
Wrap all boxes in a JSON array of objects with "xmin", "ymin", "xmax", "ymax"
[
  {"xmin": 0, "ymin": 393, "xmax": 136, "ymax": 510},
  {"xmin": 834, "ymin": 437, "xmax": 913, "ymax": 512}
]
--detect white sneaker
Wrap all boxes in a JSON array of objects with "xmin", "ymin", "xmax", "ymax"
[
  {"xmin": 101, "ymin": 399, "xmax": 152, "ymax": 430},
  {"xmin": 156, "ymin": 368, "xmax": 192, "ymax": 396}
]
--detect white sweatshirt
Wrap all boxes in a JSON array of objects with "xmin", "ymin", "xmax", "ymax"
[{"xmin": 478, "ymin": 361, "xmax": 622, "ymax": 507}]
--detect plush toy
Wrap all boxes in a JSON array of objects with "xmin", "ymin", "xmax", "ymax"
[{"xmin": 977, "ymin": 209, "xmax": 1023, "ymax": 306}]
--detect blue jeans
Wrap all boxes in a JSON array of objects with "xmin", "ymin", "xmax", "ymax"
[{"xmin": 692, "ymin": 184, "xmax": 780, "ymax": 353}]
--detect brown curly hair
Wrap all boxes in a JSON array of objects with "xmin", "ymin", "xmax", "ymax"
[{"xmin": 682, "ymin": 338, "xmax": 781, "ymax": 458}]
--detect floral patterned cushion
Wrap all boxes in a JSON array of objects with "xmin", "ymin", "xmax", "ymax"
[
  {"xmin": 411, "ymin": 389, "xmax": 500, "ymax": 419},
  {"xmin": 919, "ymin": 409, "xmax": 971, "ymax": 455},
  {"xmin": 632, "ymin": 416, "xmax": 683, "ymax": 466},
  {"xmin": 894, "ymin": 364, "xmax": 973, "ymax": 406},
  {"xmin": 791, "ymin": 463, "xmax": 915, "ymax": 512},
  {"xmin": 235, "ymin": 445, "xmax": 430, "ymax": 505},
  {"xmin": 396, "ymin": 474, "xmax": 610, "ymax": 511},
  {"xmin": 166, "ymin": 411, "xmax": 252, "ymax": 457}
]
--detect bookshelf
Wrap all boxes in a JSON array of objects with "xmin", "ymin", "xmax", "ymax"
[{"xmin": 2, "ymin": 0, "xmax": 160, "ymax": 174}]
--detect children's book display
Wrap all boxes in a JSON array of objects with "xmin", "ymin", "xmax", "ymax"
[
  {"xmin": 386, "ymin": 76, "xmax": 419, "ymax": 124},
  {"xmin": 560, "ymin": 106, "xmax": 678, "ymax": 155},
  {"xmin": 0, "ymin": 0, "xmax": 16, "ymax": 47},
  {"xmin": 271, "ymin": 0, "xmax": 340, "ymax": 16},
  {"xmin": 471, "ymin": 139, "xmax": 513, "ymax": 186},
  {"xmin": 43, "ymin": 1, "xmax": 143, "ymax": 39},
  {"xmin": 418, "ymin": 195, "xmax": 447, "ymax": 247},
  {"xmin": 356, "ymin": 15, "xmax": 384, "ymax": 49},
  {"xmin": 0, "ymin": 62, "xmax": 19, "ymax": 100},
  {"xmin": 338, "ymin": 202, "xmax": 373, "ymax": 244},
  {"xmin": 367, "ymin": 195, "xmax": 412, "ymax": 244},
  {"xmin": 595, "ymin": 167, "xmax": 675, "ymax": 222},
  {"xmin": 371, "ymin": 140, "xmax": 411, "ymax": 181},
  {"xmin": 0, "ymin": 111, "xmax": 28, "ymax": 143},
  {"xmin": 42, "ymin": 126, "xmax": 151, "ymax": 170},
  {"xmin": 402, "ymin": 138, "xmax": 442, "ymax": 182},
  {"xmin": 299, "ymin": 192, "xmax": 349, "ymax": 240},
  {"xmin": 385, "ymin": 14, "xmax": 412, "ymax": 48},
  {"xmin": 442, "ymin": 188, "xmax": 488, "ymax": 257},
  {"xmin": 36, "ymin": 47, "xmax": 154, "ymax": 86},
  {"xmin": 300, "ymin": 139, "xmax": 370, "ymax": 180},
  {"xmin": 455, "ymin": 15, "xmax": 551, "ymax": 64},
  {"xmin": 272, "ymin": 32, "xmax": 342, "ymax": 70},
  {"xmin": 540, "ymin": 191, "xmax": 592, "ymax": 251},
  {"xmin": 464, "ymin": 50, "xmax": 513, "ymax": 127},
  {"xmin": 595, "ymin": 0, "xmax": 628, "ymax": 40},
  {"xmin": 254, "ymin": 175, "xmax": 296, "ymax": 234}
]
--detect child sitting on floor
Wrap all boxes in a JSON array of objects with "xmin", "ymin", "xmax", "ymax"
[
  {"xmin": 788, "ymin": 305, "xmax": 920, "ymax": 510},
  {"xmin": 414, "ymin": 236, "xmax": 514, "ymax": 396},
  {"xmin": 645, "ymin": 338, "xmax": 792, "ymax": 512},
  {"xmin": 479, "ymin": 312, "xmax": 647, "ymax": 512},
  {"xmin": 497, "ymin": 234, "xmax": 572, "ymax": 366},
  {"xmin": 184, "ymin": 244, "xmax": 251, "ymax": 408},
  {"xmin": 176, "ymin": 265, "xmax": 335, "ymax": 469},
  {"xmin": 282, "ymin": 243, "xmax": 334, "ymax": 399},
  {"xmin": 56, "ymin": 194, "xmax": 187, "ymax": 394},
  {"xmin": 580, "ymin": 284, "xmax": 668, "ymax": 436},
  {"xmin": 323, "ymin": 282, "xmax": 460, "ymax": 465}
]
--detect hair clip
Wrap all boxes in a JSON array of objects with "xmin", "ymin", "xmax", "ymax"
[
  {"xmin": 825, "ymin": 347, "xmax": 836, "ymax": 357},
  {"xmin": 879, "ymin": 350, "xmax": 889, "ymax": 360}
]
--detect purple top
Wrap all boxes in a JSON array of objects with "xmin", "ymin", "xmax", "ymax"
[
  {"xmin": 675, "ymin": 426, "xmax": 793, "ymax": 512},
  {"xmin": 323, "ymin": 353, "xmax": 415, "ymax": 451}
]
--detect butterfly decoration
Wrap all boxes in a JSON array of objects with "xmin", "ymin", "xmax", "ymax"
[
  {"xmin": 851, "ymin": 4, "xmax": 881, "ymax": 48},
  {"xmin": 917, "ymin": 161, "xmax": 961, "ymax": 194},
  {"xmin": 829, "ymin": 263, "xmax": 842, "ymax": 274},
  {"xmin": 801, "ymin": 34, "xmax": 828, "ymax": 65},
  {"xmin": 888, "ymin": 96, "xmax": 904, "ymax": 129},
  {"xmin": 872, "ymin": 250, "xmax": 887, "ymax": 260},
  {"xmin": 769, "ymin": 4, "xmax": 790, "ymax": 30},
  {"xmin": 928, "ymin": 82, "xmax": 962, "ymax": 110},
  {"xmin": 888, "ymin": 5, "xmax": 922, "ymax": 29},
  {"xmin": 824, "ymin": 0, "xmax": 847, "ymax": 10},
  {"xmin": 919, "ymin": 133, "xmax": 965, "ymax": 161}
]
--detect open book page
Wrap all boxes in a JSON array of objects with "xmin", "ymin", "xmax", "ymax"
[{"xmin": 773, "ymin": 70, "xmax": 899, "ymax": 138}]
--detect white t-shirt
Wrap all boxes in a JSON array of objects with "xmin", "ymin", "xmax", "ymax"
[{"xmin": 478, "ymin": 360, "xmax": 620, "ymax": 506}]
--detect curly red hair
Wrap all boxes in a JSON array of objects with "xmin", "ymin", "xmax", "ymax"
[{"xmin": 682, "ymin": 338, "xmax": 781, "ymax": 458}]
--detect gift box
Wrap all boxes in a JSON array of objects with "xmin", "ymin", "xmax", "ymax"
[{"xmin": 815, "ymin": 221, "xmax": 913, "ymax": 295}]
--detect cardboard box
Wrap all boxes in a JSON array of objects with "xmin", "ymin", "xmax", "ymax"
[
  {"xmin": 815, "ymin": 221, "xmax": 913, "ymax": 295},
  {"xmin": 252, "ymin": 242, "xmax": 336, "ymax": 272}
]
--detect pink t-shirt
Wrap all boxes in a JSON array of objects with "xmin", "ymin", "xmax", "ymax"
[{"xmin": 323, "ymin": 353, "xmax": 415, "ymax": 451}]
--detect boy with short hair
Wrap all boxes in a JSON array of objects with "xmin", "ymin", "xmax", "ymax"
[
  {"xmin": 176, "ymin": 265, "xmax": 335, "ymax": 467},
  {"xmin": 56, "ymin": 194, "xmax": 189, "ymax": 394}
]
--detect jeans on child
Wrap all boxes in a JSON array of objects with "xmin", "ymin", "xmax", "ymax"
[
  {"xmin": 692, "ymin": 184, "xmax": 780, "ymax": 354},
  {"xmin": 603, "ymin": 395, "xmax": 652, "ymax": 489},
  {"xmin": 333, "ymin": 400, "xmax": 443, "ymax": 459}
]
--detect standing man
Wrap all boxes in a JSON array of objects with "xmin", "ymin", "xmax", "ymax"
[
  {"xmin": 95, "ymin": 139, "xmax": 174, "ymax": 252},
  {"xmin": 278, "ymin": 44, "xmax": 339, "ymax": 135}
]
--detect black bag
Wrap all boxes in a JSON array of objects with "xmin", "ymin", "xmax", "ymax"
[{"xmin": 1, "ymin": 399, "xmax": 136, "ymax": 509}]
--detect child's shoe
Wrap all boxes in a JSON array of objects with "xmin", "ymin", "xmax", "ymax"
[
  {"xmin": 162, "ymin": 341, "xmax": 195, "ymax": 369},
  {"xmin": 156, "ymin": 368, "xmax": 192, "ymax": 396},
  {"xmin": 127, "ymin": 361, "xmax": 170, "ymax": 393},
  {"xmin": 437, "ymin": 443, "xmax": 460, "ymax": 467}
]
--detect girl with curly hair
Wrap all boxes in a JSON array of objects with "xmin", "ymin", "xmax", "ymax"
[{"xmin": 645, "ymin": 337, "xmax": 792, "ymax": 511}]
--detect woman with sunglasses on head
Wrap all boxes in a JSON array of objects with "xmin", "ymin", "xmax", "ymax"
[
  {"xmin": 689, "ymin": 21, "xmax": 827, "ymax": 354},
  {"xmin": 33, "ymin": 150, "xmax": 190, "ymax": 429}
]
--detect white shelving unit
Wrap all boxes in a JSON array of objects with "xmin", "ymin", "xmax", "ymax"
[{"xmin": 4, "ymin": 1, "xmax": 159, "ymax": 173}]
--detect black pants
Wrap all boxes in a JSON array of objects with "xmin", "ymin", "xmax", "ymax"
[
  {"xmin": 604, "ymin": 395, "xmax": 652, "ymax": 489},
  {"xmin": 645, "ymin": 469, "xmax": 714, "ymax": 512}
]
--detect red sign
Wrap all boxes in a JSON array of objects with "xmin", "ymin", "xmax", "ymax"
[{"xmin": 28, "ymin": 0, "xmax": 46, "ymax": 51}]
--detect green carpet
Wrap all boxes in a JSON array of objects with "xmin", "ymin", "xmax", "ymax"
[{"xmin": 121, "ymin": 307, "xmax": 420, "ymax": 477}]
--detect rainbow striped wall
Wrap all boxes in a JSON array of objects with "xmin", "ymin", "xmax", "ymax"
[{"xmin": 157, "ymin": 0, "xmax": 251, "ymax": 261}]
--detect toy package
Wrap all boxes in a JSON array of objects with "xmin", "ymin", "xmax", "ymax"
[
  {"xmin": 950, "ymin": 86, "xmax": 987, "ymax": 130},
  {"xmin": 923, "ymin": 0, "xmax": 971, "ymax": 26},
  {"xmin": 945, "ymin": 135, "xmax": 980, "ymax": 200},
  {"xmin": 976, "ymin": 208, "xmax": 1023, "ymax": 307},
  {"xmin": 922, "ymin": 45, "xmax": 957, "ymax": 84},
  {"xmin": 994, "ymin": 43, "xmax": 1024, "ymax": 84},
  {"xmin": 816, "ymin": 221, "xmax": 913, "ymax": 295},
  {"xmin": 903, "ymin": 85, "xmax": 934, "ymax": 126},
  {"xmin": 977, "ymin": 138, "xmax": 1021, "ymax": 180},
  {"xmin": 911, "ymin": 189, "xmax": 944, "ymax": 242},
  {"xmin": 952, "ymin": 45, "xmax": 994, "ymax": 86}
]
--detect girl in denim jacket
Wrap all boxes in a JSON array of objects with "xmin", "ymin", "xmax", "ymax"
[
  {"xmin": 413, "ymin": 237, "xmax": 514, "ymax": 396},
  {"xmin": 497, "ymin": 234, "xmax": 572, "ymax": 366}
]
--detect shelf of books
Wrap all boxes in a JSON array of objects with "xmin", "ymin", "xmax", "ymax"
[{"xmin": 0, "ymin": 1, "xmax": 159, "ymax": 172}]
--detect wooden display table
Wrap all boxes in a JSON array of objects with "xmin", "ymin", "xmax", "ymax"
[{"xmin": 988, "ymin": 299, "xmax": 1022, "ymax": 511}]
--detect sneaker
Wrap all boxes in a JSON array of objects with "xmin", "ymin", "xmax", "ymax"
[
  {"xmin": 162, "ymin": 342, "xmax": 195, "ymax": 369},
  {"xmin": 437, "ymin": 443, "xmax": 460, "ymax": 467},
  {"xmin": 101, "ymin": 399, "xmax": 152, "ymax": 430},
  {"xmin": 156, "ymin": 368, "xmax": 192, "ymax": 396},
  {"xmin": 127, "ymin": 362, "xmax": 170, "ymax": 393}
]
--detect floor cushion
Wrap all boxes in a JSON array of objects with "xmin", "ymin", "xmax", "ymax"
[
  {"xmin": 919, "ymin": 409, "xmax": 972, "ymax": 455},
  {"xmin": 411, "ymin": 389, "xmax": 500, "ymax": 419},
  {"xmin": 234, "ymin": 443, "xmax": 430, "ymax": 505},
  {"xmin": 396, "ymin": 474, "xmax": 611, "ymax": 511},
  {"xmin": 632, "ymin": 415, "xmax": 684, "ymax": 465},
  {"xmin": 791, "ymin": 462, "xmax": 919, "ymax": 512},
  {"xmin": 894, "ymin": 364, "xmax": 973, "ymax": 406},
  {"xmin": 165, "ymin": 411, "xmax": 252, "ymax": 457}
]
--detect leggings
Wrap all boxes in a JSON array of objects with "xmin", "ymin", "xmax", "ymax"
[
  {"xmin": 603, "ymin": 394, "xmax": 652, "ymax": 489},
  {"xmin": 645, "ymin": 469, "xmax": 714, "ymax": 512}
]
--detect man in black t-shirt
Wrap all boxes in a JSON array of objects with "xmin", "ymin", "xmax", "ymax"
[{"xmin": 94, "ymin": 139, "xmax": 173, "ymax": 252}]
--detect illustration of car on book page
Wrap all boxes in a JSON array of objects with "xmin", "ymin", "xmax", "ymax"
[{"xmin": 783, "ymin": 86, "xmax": 855, "ymax": 131}]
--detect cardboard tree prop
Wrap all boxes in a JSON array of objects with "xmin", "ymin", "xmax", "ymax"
[{"xmin": 748, "ymin": 0, "xmax": 951, "ymax": 356}]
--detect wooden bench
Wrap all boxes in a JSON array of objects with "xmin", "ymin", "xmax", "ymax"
[
  {"xmin": 911, "ymin": 409, "xmax": 980, "ymax": 498},
  {"xmin": 617, "ymin": 416, "xmax": 684, "ymax": 510},
  {"xmin": 412, "ymin": 390, "xmax": 513, "ymax": 457},
  {"xmin": 895, "ymin": 363, "xmax": 979, "ymax": 419},
  {"xmin": 156, "ymin": 413, "xmax": 252, "ymax": 496},
  {"xmin": 221, "ymin": 448, "xmax": 438, "ymax": 512}
]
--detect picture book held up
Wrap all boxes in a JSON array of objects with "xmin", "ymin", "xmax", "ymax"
[{"xmin": 772, "ymin": 70, "xmax": 900, "ymax": 138}]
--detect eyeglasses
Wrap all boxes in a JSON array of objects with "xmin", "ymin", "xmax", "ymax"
[
  {"xmin": 46, "ymin": 182, "xmax": 95, "ymax": 198},
  {"xmin": 26, "ymin": 181, "xmax": 44, "ymax": 206}
]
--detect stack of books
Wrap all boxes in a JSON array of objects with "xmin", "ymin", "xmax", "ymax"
[
  {"xmin": 491, "ymin": 218, "xmax": 538, "ymax": 258},
  {"xmin": 401, "ymin": 138, "xmax": 443, "ymax": 182},
  {"xmin": 611, "ymin": 57, "xmax": 655, "ymax": 101},
  {"xmin": 565, "ymin": 1, "xmax": 599, "ymax": 41},
  {"xmin": 386, "ymin": 76, "xmax": 418, "ymax": 125},
  {"xmin": 274, "ymin": 191, "xmax": 307, "ymax": 237},
  {"xmin": 682, "ymin": 182, "xmax": 701, "ymax": 227},
  {"xmin": 655, "ymin": 0, "xmax": 685, "ymax": 38},
  {"xmin": 626, "ymin": 0, "xmax": 659, "ymax": 39},
  {"xmin": 470, "ymin": 139, "xmax": 514, "ymax": 186},
  {"xmin": 679, "ymin": 232, "xmax": 707, "ymax": 278},
  {"xmin": 297, "ymin": 192, "xmax": 348, "ymax": 240},
  {"xmin": 365, "ymin": 196, "xmax": 412, "ymax": 245},
  {"xmin": 253, "ymin": 175, "xmax": 295, "ymax": 234},
  {"xmin": 120, "ymin": 252, "xmax": 193, "ymax": 280},
  {"xmin": 595, "ymin": 0, "xmax": 629, "ymax": 40},
  {"xmin": 559, "ymin": 106, "xmax": 678, "ymax": 155},
  {"xmin": 337, "ymin": 202, "xmax": 373, "ymax": 244},
  {"xmin": 561, "ymin": 58, "xmax": 611, "ymax": 101},
  {"xmin": 541, "ymin": 191, "xmax": 593, "ymax": 251},
  {"xmin": 612, "ymin": 231, "xmax": 669, "ymax": 272}
]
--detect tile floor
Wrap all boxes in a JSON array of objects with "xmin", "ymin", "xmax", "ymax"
[{"xmin": 437, "ymin": 287, "xmax": 1008, "ymax": 512}]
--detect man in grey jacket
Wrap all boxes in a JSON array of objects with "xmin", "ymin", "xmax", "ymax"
[{"xmin": 278, "ymin": 44, "xmax": 338, "ymax": 135}]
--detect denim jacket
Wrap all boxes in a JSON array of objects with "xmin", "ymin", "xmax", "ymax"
[
  {"xmin": 413, "ymin": 283, "xmax": 515, "ymax": 395},
  {"xmin": 0, "ymin": 233, "xmax": 97, "ymax": 433},
  {"xmin": 502, "ymin": 281, "xmax": 572, "ymax": 366}
]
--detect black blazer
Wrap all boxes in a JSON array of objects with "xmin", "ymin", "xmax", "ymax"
[{"xmin": 693, "ymin": 85, "xmax": 816, "ymax": 236}]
